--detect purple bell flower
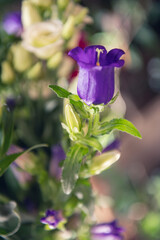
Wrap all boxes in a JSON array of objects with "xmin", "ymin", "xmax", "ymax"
[
  {"xmin": 68, "ymin": 45, "xmax": 125, "ymax": 105},
  {"xmin": 40, "ymin": 209, "xmax": 64, "ymax": 229},
  {"xmin": 49, "ymin": 144, "xmax": 66, "ymax": 179},
  {"xmin": 91, "ymin": 220, "xmax": 124, "ymax": 240},
  {"xmin": 2, "ymin": 12, "xmax": 22, "ymax": 36}
]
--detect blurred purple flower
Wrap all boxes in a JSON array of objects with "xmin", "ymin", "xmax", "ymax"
[
  {"xmin": 91, "ymin": 220, "xmax": 124, "ymax": 240},
  {"xmin": 2, "ymin": 12, "xmax": 22, "ymax": 36},
  {"xmin": 6, "ymin": 97, "xmax": 16, "ymax": 111},
  {"xmin": 49, "ymin": 144, "xmax": 66, "ymax": 179},
  {"xmin": 68, "ymin": 45, "xmax": 125, "ymax": 105},
  {"xmin": 102, "ymin": 139, "xmax": 120, "ymax": 153},
  {"xmin": 40, "ymin": 209, "xmax": 64, "ymax": 229}
]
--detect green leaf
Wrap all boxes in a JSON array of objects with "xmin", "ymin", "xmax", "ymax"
[
  {"xmin": 108, "ymin": 92, "xmax": 119, "ymax": 105},
  {"xmin": 61, "ymin": 144, "xmax": 88, "ymax": 195},
  {"xmin": 69, "ymin": 94, "xmax": 80, "ymax": 102},
  {"xmin": 0, "ymin": 201, "xmax": 21, "ymax": 237},
  {"xmin": 49, "ymin": 85, "xmax": 71, "ymax": 98},
  {"xmin": 0, "ymin": 108, "xmax": 14, "ymax": 157},
  {"xmin": 77, "ymin": 136, "xmax": 103, "ymax": 152},
  {"xmin": 96, "ymin": 118, "xmax": 142, "ymax": 139},
  {"xmin": 69, "ymin": 99, "xmax": 89, "ymax": 118},
  {"xmin": 0, "ymin": 144, "xmax": 48, "ymax": 176}
]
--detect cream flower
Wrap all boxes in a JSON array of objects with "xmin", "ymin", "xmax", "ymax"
[{"xmin": 22, "ymin": 20, "xmax": 64, "ymax": 59}]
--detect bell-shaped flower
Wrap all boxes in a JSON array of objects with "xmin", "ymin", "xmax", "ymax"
[
  {"xmin": 68, "ymin": 45, "xmax": 125, "ymax": 105},
  {"xmin": 91, "ymin": 220, "xmax": 124, "ymax": 240},
  {"xmin": 40, "ymin": 209, "xmax": 65, "ymax": 230}
]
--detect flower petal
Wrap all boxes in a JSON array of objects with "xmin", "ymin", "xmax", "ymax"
[
  {"xmin": 68, "ymin": 47, "xmax": 89, "ymax": 67},
  {"xmin": 77, "ymin": 66, "xmax": 114, "ymax": 105},
  {"xmin": 105, "ymin": 48, "xmax": 125, "ymax": 67},
  {"xmin": 84, "ymin": 45, "xmax": 107, "ymax": 66}
]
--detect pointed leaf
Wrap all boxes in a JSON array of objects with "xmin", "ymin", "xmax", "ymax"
[
  {"xmin": 0, "ymin": 144, "xmax": 48, "ymax": 176},
  {"xmin": 49, "ymin": 85, "xmax": 71, "ymax": 98},
  {"xmin": 61, "ymin": 144, "xmax": 88, "ymax": 195},
  {"xmin": 0, "ymin": 108, "xmax": 14, "ymax": 156},
  {"xmin": 96, "ymin": 118, "xmax": 142, "ymax": 139}
]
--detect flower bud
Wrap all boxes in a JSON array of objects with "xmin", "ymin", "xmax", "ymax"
[
  {"xmin": 89, "ymin": 150, "xmax": 121, "ymax": 175},
  {"xmin": 74, "ymin": 8, "xmax": 88, "ymax": 25},
  {"xmin": 47, "ymin": 52, "xmax": 63, "ymax": 69},
  {"xmin": 1, "ymin": 61, "xmax": 15, "ymax": 84},
  {"xmin": 65, "ymin": 103, "xmax": 81, "ymax": 133},
  {"xmin": 57, "ymin": 0, "xmax": 69, "ymax": 10},
  {"xmin": 62, "ymin": 16, "xmax": 75, "ymax": 40},
  {"xmin": 29, "ymin": 0, "xmax": 52, "ymax": 7},
  {"xmin": 26, "ymin": 62, "xmax": 42, "ymax": 79},
  {"xmin": 11, "ymin": 43, "xmax": 33, "ymax": 72},
  {"xmin": 22, "ymin": 1, "xmax": 41, "ymax": 29}
]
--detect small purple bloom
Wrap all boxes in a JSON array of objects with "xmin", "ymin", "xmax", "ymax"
[
  {"xmin": 6, "ymin": 97, "xmax": 16, "ymax": 111},
  {"xmin": 91, "ymin": 220, "xmax": 124, "ymax": 240},
  {"xmin": 49, "ymin": 144, "xmax": 66, "ymax": 179},
  {"xmin": 2, "ymin": 12, "xmax": 22, "ymax": 36},
  {"xmin": 68, "ymin": 45, "xmax": 125, "ymax": 105},
  {"xmin": 40, "ymin": 209, "xmax": 64, "ymax": 229}
]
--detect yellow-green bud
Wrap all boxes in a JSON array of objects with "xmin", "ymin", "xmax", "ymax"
[
  {"xmin": 57, "ymin": 0, "xmax": 69, "ymax": 10},
  {"xmin": 26, "ymin": 62, "xmax": 42, "ymax": 79},
  {"xmin": 1, "ymin": 61, "xmax": 15, "ymax": 84},
  {"xmin": 22, "ymin": 1, "xmax": 41, "ymax": 29},
  {"xmin": 29, "ymin": 0, "xmax": 52, "ymax": 7},
  {"xmin": 74, "ymin": 8, "xmax": 88, "ymax": 25},
  {"xmin": 11, "ymin": 43, "xmax": 33, "ymax": 73},
  {"xmin": 47, "ymin": 52, "xmax": 63, "ymax": 69},
  {"xmin": 89, "ymin": 150, "xmax": 120, "ymax": 176},
  {"xmin": 65, "ymin": 103, "xmax": 81, "ymax": 133},
  {"xmin": 62, "ymin": 16, "xmax": 75, "ymax": 40}
]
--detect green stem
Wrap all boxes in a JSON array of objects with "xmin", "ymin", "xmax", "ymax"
[{"xmin": 87, "ymin": 112, "xmax": 94, "ymax": 136}]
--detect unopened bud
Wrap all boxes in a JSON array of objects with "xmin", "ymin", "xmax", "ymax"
[
  {"xmin": 1, "ymin": 61, "xmax": 15, "ymax": 84},
  {"xmin": 89, "ymin": 150, "xmax": 120, "ymax": 176},
  {"xmin": 47, "ymin": 52, "xmax": 63, "ymax": 69},
  {"xmin": 90, "ymin": 150, "xmax": 120, "ymax": 175},
  {"xmin": 29, "ymin": 0, "xmax": 52, "ymax": 7},
  {"xmin": 62, "ymin": 16, "xmax": 75, "ymax": 40},
  {"xmin": 65, "ymin": 103, "xmax": 81, "ymax": 133},
  {"xmin": 11, "ymin": 43, "xmax": 33, "ymax": 72},
  {"xmin": 27, "ymin": 62, "xmax": 42, "ymax": 79},
  {"xmin": 57, "ymin": 0, "xmax": 69, "ymax": 10},
  {"xmin": 74, "ymin": 8, "xmax": 88, "ymax": 25},
  {"xmin": 22, "ymin": 1, "xmax": 41, "ymax": 29}
]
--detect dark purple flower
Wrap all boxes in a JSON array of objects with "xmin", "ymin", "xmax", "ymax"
[
  {"xmin": 91, "ymin": 220, "xmax": 124, "ymax": 240},
  {"xmin": 68, "ymin": 45, "xmax": 125, "ymax": 105},
  {"xmin": 49, "ymin": 144, "xmax": 66, "ymax": 179},
  {"xmin": 40, "ymin": 209, "xmax": 64, "ymax": 229},
  {"xmin": 2, "ymin": 12, "xmax": 22, "ymax": 36},
  {"xmin": 6, "ymin": 97, "xmax": 16, "ymax": 111}
]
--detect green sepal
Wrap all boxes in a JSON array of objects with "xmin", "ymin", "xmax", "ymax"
[
  {"xmin": 0, "ymin": 144, "xmax": 48, "ymax": 176},
  {"xmin": 94, "ymin": 118, "xmax": 142, "ymax": 139},
  {"xmin": 61, "ymin": 144, "xmax": 88, "ymax": 195},
  {"xmin": 49, "ymin": 85, "xmax": 71, "ymax": 98},
  {"xmin": 69, "ymin": 99, "xmax": 89, "ymax": 118},
  {"xmin": 108, "ymin": 91, "xmax": 119, "ymax": 105},
  {"xmin": 77, "ymin": 135, "xmax": 103, "ymax": 152}
]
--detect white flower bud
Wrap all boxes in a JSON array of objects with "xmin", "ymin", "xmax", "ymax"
[{"xmin": 22, "ymin": 1, "xmax": 41, "ymax": 29}]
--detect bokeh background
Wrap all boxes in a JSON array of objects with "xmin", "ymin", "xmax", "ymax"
[{"xmin": 0, "ymin": 0, "xmax": 160, "ymax": 239}]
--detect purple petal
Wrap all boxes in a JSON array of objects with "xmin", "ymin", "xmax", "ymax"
[
  {"xmin": 68, "ymin": 47, "xmax": 90, "ymax": 67},
  {"xmin": 102, "ymin": 139, "xmax": 120, "ymax": 153},
  {"xmin": 84, "ymin": 45, "xmax": 107, "ymax": 66},
  {"xmin": 77, "ymin": 66, "xmax": 114, "ymax": 105},
  {"xmin": 49, "ymin": 144, "xmax": 65, "ymax": 179},
  {"xmin": 105, "ymin": 49, "xmax": 125, "ymax": 67},
  {"xmin": 2, "ymin": 12, "xmax": 22, "ymax": 36}
]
